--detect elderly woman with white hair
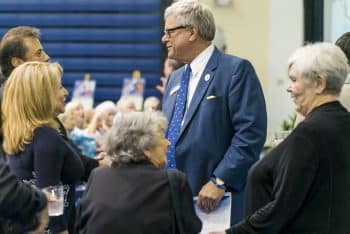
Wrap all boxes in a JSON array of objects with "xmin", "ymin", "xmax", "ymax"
[
  {"xmin": 211, "ymin": 42, "xmax": 350, "ymax": 234},
  {"xmin": 70, "ymin": 101, "xmax": 116, "ymax": 158},
  {"xmin": 63, "ymin": 100, "xmax": 85, "ymax": 130},
  {"xmin": 76, "ymin": 111, "xmax": 201, "ymax": 234},
  {"xmin": 86, "ymin": 101, "xmax": 116, "ymax": 138},
  {"xmin": 143, "ymin": 96, "xmax": 161, "ymax": 112}
]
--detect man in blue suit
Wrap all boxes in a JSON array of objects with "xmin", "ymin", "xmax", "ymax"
[{"xmin": 161, "ymin": 0, "xmax": 267, "ymax": 224}]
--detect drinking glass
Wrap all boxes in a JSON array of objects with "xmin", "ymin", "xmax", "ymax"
[{"xmin": 43, "ymin": 185, "xmax": 64, "ymax": 216}]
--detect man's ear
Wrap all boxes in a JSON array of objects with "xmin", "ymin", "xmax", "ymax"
[
  {"xmin": 189, "ymin": 26, "xmax": 199, "ymax": 41},
  {"xmin": 11, "ymin": 57, "xmax": 24, "ymax": 68}
]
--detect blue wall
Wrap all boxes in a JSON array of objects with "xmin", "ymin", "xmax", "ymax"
[{"xmin": 0, "ymin": 0, "xmax": 166, "ymax": 105}]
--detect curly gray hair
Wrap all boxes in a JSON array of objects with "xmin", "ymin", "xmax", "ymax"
[{"xmin": 103, "ymin": 111, "xmax": 168, "ymax": 167}]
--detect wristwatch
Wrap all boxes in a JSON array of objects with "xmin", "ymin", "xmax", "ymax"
[{"xmin": 210, "ymin": 176, "xmax": 226, "ymax": 190}]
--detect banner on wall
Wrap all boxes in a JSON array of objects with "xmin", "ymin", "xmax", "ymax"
[
  {"xmin": 72, "ymin": 73, "xmax": 96, "ymax": 109},
  {"xmin": 121, "ymin": 70, "xmax": 145, "ymax": 110}
]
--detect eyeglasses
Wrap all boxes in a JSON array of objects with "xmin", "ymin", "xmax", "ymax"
[{"xmin": 163, "ymin": 25, "xmax": 190, "ymax": 38}]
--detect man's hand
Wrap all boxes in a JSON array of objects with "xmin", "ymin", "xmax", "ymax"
[
  {"xmin": 156, "ymin": 76, "xmax": 167, "ymax": 95},
  {"xmin": 208, "ymin": 231, "xmax": 226, "ymax": 234},
  {"xmin": 197, "ymin": 181, "xmax": 225, "ymax": 213}
]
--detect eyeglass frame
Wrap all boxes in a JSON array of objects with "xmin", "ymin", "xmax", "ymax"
[{"xmin": 163, "ymin": 25, "xmax": 191, "ymax": 38}]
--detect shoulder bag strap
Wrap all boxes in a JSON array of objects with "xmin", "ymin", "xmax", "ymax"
[{"xmin": 167, "ymin": 169, "xmax": 185, "ymax": 234}]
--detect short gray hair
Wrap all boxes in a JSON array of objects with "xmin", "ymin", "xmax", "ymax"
[
  {"xmin": 103, "ymin": 111, "xmax": 167, "ymax": 167},
  {"xmin": 288, "ymin": 42, "xmax": 350, "ymax": 95},
  {"xmin": 165, "ymin": 0, "xmax": 215, "ymax": 41}
]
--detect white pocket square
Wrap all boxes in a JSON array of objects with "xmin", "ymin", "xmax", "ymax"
[
  {"xmin": 206, "ymin": 95, "xmax": 216, "ymax": 100},
  {"xmin": 170, "ymin": 85, "xmax": 180, "ymax": 95}
]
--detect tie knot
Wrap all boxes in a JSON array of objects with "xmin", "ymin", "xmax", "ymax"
[
  {"xmin": 182, "ymin": 65, "xmax": 191, "ymax": 83},
  {"xmin": 185, "ymin": 65, "xmax": 191, "ymax": 74}
]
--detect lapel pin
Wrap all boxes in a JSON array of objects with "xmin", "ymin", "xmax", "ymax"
[{"xmin": 204, "ymin": 74, "xmax": 211, "ymax": 81}]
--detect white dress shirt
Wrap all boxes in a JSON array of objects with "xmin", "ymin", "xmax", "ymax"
[
  {"xmin": 187, "ymin": 44, "xmax": 214, "ymax": 108},
  {"xmin": 182, "ymin": 44, "xmax": 214, "ymax": 124}
]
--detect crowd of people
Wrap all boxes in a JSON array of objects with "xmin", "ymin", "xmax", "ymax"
[{"xmin": 0, "ymin": 0, "xmax": 350, "ymax": 234}]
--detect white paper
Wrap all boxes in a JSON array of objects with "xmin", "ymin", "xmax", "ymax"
[{"xmin": 194, "ymin": 192, "xmax": 231, "ymax": 233}]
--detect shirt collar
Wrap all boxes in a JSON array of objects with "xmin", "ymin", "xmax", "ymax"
[{"xmin": 189, "ymin": 44, "xmax": 214, "ymax": 77}]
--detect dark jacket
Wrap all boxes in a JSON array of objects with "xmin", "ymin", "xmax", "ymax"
[
  {"xmin": 8, "ymin": 126, "xmax": 84, "ymax": 233},
  {"xmin": 56, "ymin": 118, "xmax": 99, "ymax": 182},
  {"xmin": 77, "ymin": 162, "xmax": 202, "ymax": 234},
  {"xmin": 0, "ymin": 149, "xmax": 47, "ymax": 233},
  {"xmin": 56, "ymin": 117, "xmax": 99, "ymax": 234},
  {"xmin": 228, "ymin": 101, "xmax": 350, "ymax": 234}
]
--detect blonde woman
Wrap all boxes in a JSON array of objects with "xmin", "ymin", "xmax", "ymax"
[{"xmin": 2, "ymin": 62, "xmax": 84, "ymax": 234}]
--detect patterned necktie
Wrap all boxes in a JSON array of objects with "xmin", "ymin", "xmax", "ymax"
[{"xmin": 166, "ymin": 65, "xmax": 191, "ymax": 168}]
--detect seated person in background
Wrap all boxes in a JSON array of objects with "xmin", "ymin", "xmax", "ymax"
[
  {"xmin": 56, "ymin": 103, "xmax": 108, "ymax": 180},
  {"xmin": 76, "ymin": 112, "xmax": 202, "ymax": 234},
  {"xmin": 70, "ymin": 101, "xmax": 115, "ymax": 158},
  {"xmin": 60, "ymin": 100, "xmax": 86, "ymax": 142},
  {"xmin": 65, "ymin": 101, "xmax": 85, "ymax": 130},
  {"xmin": 93, "ymin": 101, "xmax": 116, "ymax": 135},
  {"xmin": 115, "ymin": 97, "xmax": 136, "ymax": 114},
  {"xmin": 58, "ymin": 111, "xmax": 76, "ymax": 134},
  {"xmin": 83, "ymin": 108, "xmax": 95, "ymax": 128},
  {"xmin": 143, "ymin": 96, "xmax": 161, "ymax": 112},
  {"xmin": 210, "ymin": 42, "xmax": 350, "ymax": 234},
  {"xmin": 81, "ymin": 111, "xmax": 103, "ymax": 139},
  {"xmin": 156, "ymin": 58, "xmax": 183, "ymax": 95},
  {"xmin": 2, "ymin": 62, "xmax": 84, "ymax": 234},
  {"xmin": 71, "ymin": 110, "xmax": 103, "ymax": 158}
]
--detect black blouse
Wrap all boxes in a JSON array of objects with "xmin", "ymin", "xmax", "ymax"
[{"xmin": 227, "ymin": 101, "xmax": 350, "ymax": 234}]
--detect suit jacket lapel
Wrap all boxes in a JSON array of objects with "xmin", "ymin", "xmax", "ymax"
[{"xmin": 179, "ymin": 48, "xmax": 220, "ymax": 138}]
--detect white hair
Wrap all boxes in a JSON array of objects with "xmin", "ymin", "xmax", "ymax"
[
  {"xmin": 94, "ymin": 101, "xmax": 116, "ymax": 115},
  {"xmin": 288, "ymin": 42, "xmax": 350, "ymax": 94},
  {"xmin": 165, "ymin": 0, "xmax": 216, "ymax": 41}
]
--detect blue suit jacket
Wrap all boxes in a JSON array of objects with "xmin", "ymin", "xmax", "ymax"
[{"xmin": 162, "ymin": 48, "xmax": 267, "ymax": 224}]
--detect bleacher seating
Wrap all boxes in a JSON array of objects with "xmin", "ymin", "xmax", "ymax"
[{"xmin": 0, "ymin": 0, "xmax": 165, "ymax": 105}]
